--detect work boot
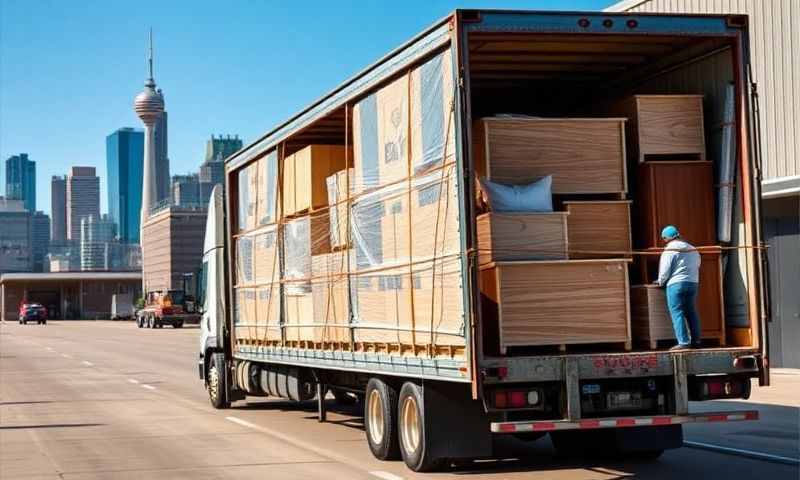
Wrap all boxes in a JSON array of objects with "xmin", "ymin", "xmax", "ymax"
[{"xmin": 669, "ymin": 344, "xmax": 691, "ymax": 351}]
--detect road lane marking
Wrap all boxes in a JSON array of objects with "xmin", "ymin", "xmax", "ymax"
[
  {"xmin": 370, "ymin": 471, "xmax": 405, "ymax": 480},
  {"xmin": 82, "ymin": 361, "xmax": 94, "ymax": 366},
  {"xmin": 45, "ymin": 347, "xmax": 53, "ymax": 351},
  {"xmin": 225, "ymin": 416, "xmax": 374, "ymax": 475},
  {"xmin": 141, "ymin": 384, "xmax": 156, "ymax": 390},
  {"xmin": 684, "ymin": 440, "xmax": 799, "ymax": 466},
  {"xmin": 61, "ymin": 353, "xmax": 71, "ymax": 358},
  {"xmin": 127, "ymin": 379, "xmax": 139, "ymax": 384}
]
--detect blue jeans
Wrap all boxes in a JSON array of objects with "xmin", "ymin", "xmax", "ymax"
[{"xmin": 666, "ymin": 282, "xmax": 701, "ymax": 346}]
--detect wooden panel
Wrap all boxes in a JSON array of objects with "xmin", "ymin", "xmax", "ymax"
[
  {"xmin": 564, "ymin": 201, "xmax": 631, "ymax": 259},
  {"xmin": 284, "ymin": 145, "xmax": 347, "ymax": 217},
  {"xmin": 620, "ymin": 95, "xmax": 705, "ymax": 162},
  {"xmin": 474, "ymin": 118, "xmax": 627, "ymax": 194},
  {"xmin": 637, "ymin": 161, "xmax": 716, "ymax": 247},
  {"xmin": 481, "ymin": 260, "xmax": 631, "ymax": 352},
  {"xmin": 476, "ymin": 212, "xmax": 568, "ymax": 265}
]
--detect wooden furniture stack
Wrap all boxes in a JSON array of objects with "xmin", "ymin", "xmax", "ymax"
[
  {"xmin": 473, "ymin": 117, "xmax": 633, "ymax": 353},
  {"xmin": 621, "ymin": 94, "xmax": 726, "ymax": 348}
]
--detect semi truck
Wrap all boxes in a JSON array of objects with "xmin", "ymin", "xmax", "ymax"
[{"xmin": 198, "ymin": 10, "xmax": 769, "ymax": 472}]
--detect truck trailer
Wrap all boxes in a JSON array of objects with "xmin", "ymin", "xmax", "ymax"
[{"xmin": 198, "ymin": 10, "xmax": 769, "ymax": 472}]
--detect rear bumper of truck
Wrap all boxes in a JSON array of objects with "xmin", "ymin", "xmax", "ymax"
[{"xmin": 491, "ymin": 410, "xmax": 758, "ymax": 433}]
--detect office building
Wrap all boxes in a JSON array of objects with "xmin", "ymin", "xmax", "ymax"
[
  {"xmin": 0, "ymin": 198, "xmax": 32, "ymax": 273},
  {"xmin": 66, "ymin": 167, "xmax": 100, "ymax": 241},
  {"xmin": 205, "ymin": 134, "xmax": 243, "ymax": 164},
  {"xmin": 31, "ymin": 211, "xmax": 50, "ymax": 272},
  {"xmin": 172, "ymin": 173, "xmax": 202, "ymax": 206},
  {"xmin": 50, "ymin": 176, "xmax": 67, "ymax": 243},
  {"xmin": 80, "ymin": 214, "xmax": 116, "ymax": 271},
  {"xmin": 107, "ymin": 127, "xmax": 144, "ymax": 243},
  {"xmin": 5, "ymin": 154, "xmax": 36, "ymax": 211}
]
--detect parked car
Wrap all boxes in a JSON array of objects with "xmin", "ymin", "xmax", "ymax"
[{"xmin": 19, "ymin": 303, "xmax": 47, "ymax": 325}]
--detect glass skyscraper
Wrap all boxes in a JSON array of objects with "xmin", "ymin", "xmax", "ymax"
[
  {"xmin": 106, "ymin": 128, "xmax": 144, "ymax": 243},
  {"xmin": 5, "ymin": 153, "xmax": 36, "ymax": 211}
]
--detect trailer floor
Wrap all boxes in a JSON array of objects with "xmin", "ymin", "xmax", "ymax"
[{"xmin": 2, "ymin": 320, "xmax": 796, "ymax": 480}]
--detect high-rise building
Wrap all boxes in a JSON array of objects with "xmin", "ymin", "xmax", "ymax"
[
  {"xmin": 50, "ymin": 176, "xmax": 67, "ymax": 243},
  {"xmin": 107, "ymin": 128, "xmax": 144, "ymax": 243},
  {"xmin": 0, "ymin": 198, "xmax": 32, "ymax": 273},
  {"xmin": 5, "ymin": 154, "xmax": 36, "ymax": 211},
  {"xmin": 66, "ymin": 166, "xmax": 100, "ymax": 241},
  {"xmin": 154, "ymin": 110, "xmax": 170, "ymax": 203},
  {"xmin": 205, "ymin": 134, "xmax": 243, "ymax": 163},
  {"xmin": 80, "ymin": 214, "xmax": 117, "ymax": 271},
  {"xmin": 31, "ymin": 211, "xmax": 50, "ymax": 272},
  {"xmin": 172, "ymin": 173, "xmax": 202, "ymax": 206}
]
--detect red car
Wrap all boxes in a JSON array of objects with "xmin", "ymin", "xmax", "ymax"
[{"xmin": 19, "ymin": 303, "xmax": 47, "ymax": 325}]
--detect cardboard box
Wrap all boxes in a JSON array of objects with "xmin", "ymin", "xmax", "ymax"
[
  {"xmin": 351, "ymin": 265, "xmax": 413, "ymax": 344},
  {"xmin": 477, "ymin": 212, "xmax": 568, "ymax": 265},
  {"xmin": 480, "ymin": 259, "xmax": 631, "ymax": 353},
  {"xmin": 616, "ymin": 95, "xmax": 705, "ymax": 163},
  {"xmin": 409, "ymin": 170, "xmax": 460, "ymax": 261},
  {"xmin": 311, "ymin": 251, "xmax": 350, "ymax": 342},
  {"xmin": 283, "ymin": 145, "xmax": 347, "ymax": 217},
  {"xmin": 256, "ymin": 150, "xmax": 280, "ymax": 226},
  {"xmin": 253, "ymin": 226, "xmax": 279, "ymax": 285},
  {"xmin": 410, "ymin": 51, "xmax": 456, "ymax": 175},
  {"xmin": 237, "ymin": 161, "xmax": 259, "ymax": 232},
  {"xmin": 235, "ymin": 235, "xmax": 254, "ymax": 286},
  {"xmin": 283, "ymin": 212, "xmax": 331, "ymax": 283},
  {"xmin": 256, "ymin": 286, "xmax": 281, "ymax": 341},
  {"xmin": 564, "ymin": 201, "xmax": 632, "ymax": 259},
  {"xmin": 473, "ymin": 117, "xmax": 627, "ymax": 194},
  {"xmin": 351, "ymin": 184, "xmax": 410, "ymax": 268},
  {"xmin": 284, "ymin": 291, "xmax": 314, "ymax": 342},
  {"xmin": 410, "ymin": 257, "xmax": 465, "ymax": 346},
  {"xmin": 327, "ymin": 169, "xmax": 353, "ymax": 249}
]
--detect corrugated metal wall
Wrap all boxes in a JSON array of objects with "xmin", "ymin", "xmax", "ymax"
[{"xmin": 609, "ymin": 0, "xmax": 800, "ymax": 182}]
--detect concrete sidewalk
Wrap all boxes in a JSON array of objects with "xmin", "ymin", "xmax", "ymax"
[{"xmin": 684, "ymin": 368, "xmax": 800, "ymax": 460}]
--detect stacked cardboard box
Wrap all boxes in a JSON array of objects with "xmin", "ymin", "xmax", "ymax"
[
  {"xmin": 283, "ymin": 145, "xmax": 347, "ymax": 217},
  {"xmin": 311, "ymin": 251, "xmax": 350, "ymax": 343},
  {"xmin": 327, "ymin": 168, "xmax": 353, "ymax": 249}
]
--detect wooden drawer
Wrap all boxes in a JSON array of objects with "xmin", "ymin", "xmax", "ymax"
[
  {"xmin": 636, "ymin": 161, "xmax": 716, "ymax": 248},
  {"xmin": 473, "ymin": 118, "xmax": 627, "ymax": 194},
  {"xmin": 564, "ymin": 201, "xmax": 631, "ymax": 259},
  {"xmin": 476, "ymin": 212, "xmax": 568, "ymax": 266},
  {"xmin": 617, "ymin": 95, "xmax": 705, "ymax": 162},
  {"xmin": 480, "ymin": 260, "xmax": 631, "ymax": 353}
]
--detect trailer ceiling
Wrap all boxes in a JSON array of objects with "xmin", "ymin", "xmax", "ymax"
[{"xmin": 467, "ymin": 33, "xmax": 730, "ymax": 115}]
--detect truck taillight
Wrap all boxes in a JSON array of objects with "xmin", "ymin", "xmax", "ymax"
[
  {"xmin": 492, "ymin": 389, "xmax": 542, "ymax": 409},
  {"xmin": 691, "ymin": 375, "xmax": 751, "ymax": 401}
]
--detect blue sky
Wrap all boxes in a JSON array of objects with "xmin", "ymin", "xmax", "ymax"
[{"xmin": 1, "ymin": 0, "xmax": 613, "ymax": 215}]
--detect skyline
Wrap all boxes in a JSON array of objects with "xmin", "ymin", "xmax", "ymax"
[{"xmin": 0, "ymin": 0, "xmax": 611, "ymax": 215}]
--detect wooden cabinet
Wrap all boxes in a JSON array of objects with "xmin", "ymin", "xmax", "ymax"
[
  {"xmin": 617, "ymin": 95, "xmax": 705, "ymax": 162},
  {"xmin": 476, "ymin": 212, "xmax": 568, "ymax": 265},
  {"xmin": 283, "ymin": 145, "xmax": 347, "ymax": 217},
  {"xmin": 564, "ymin": 201, "xmax": 631, "ymax": 259},
  {"xmin": 479, "ymin": 260, "xmax": 631, "ymax": 353},
  {"xmin": 636, "ymin": 161, "xmax": 716, "ymax": 248},
  {"xmin": 473, "ymin": 118, "xmax": 627, "ymax": 194}
]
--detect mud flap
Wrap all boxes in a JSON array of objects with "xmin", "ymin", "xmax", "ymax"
[{"xmin": 422, "ymin": 381, "xmax": 493, "ymax": 460}]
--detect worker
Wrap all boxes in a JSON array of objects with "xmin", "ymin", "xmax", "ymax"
[{"xmin": 655, "ymin": 225, "xmax": 702, "ymax": 351}]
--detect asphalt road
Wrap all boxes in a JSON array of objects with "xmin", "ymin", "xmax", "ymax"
[{"xmin": 1, "ymin": 321, "xmax": 797, "ymax": 480}]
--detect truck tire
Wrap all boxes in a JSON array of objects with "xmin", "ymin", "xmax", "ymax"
[
  {"xmin": 147, "ymin": 315, "xmax": 155, "ymax": 329},
  {"xmin": 398, "ymin": 382, "xmax": 445, "ymax": 472},
  {"xmin": 136, "ymin": 316, "xmax": 142, "ymax": 328},
  {"xmin": 364, "ymin": 378, "xmax": 400, "ymax": 461},
  {"xmin": 208, "ymin": 352, "xmax": 230, "ymax": 409}
]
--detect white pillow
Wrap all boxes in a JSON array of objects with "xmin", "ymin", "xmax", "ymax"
[{"xmin": 479, "ymin": 176, "xmax": 553, "ymax": 213}]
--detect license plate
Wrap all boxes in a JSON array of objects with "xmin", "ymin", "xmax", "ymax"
[{"xmin": 607, "ymin": 391, "xmax": 642, "ymax": 409}]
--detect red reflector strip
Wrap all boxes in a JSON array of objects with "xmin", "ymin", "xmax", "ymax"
[
  {"xmin": 490, "ymin": 410, "xmax": 758, "ymax": 434},
  {"xmin": 652, "ymin": 417, "xmax": 672, "ymax": 426}
]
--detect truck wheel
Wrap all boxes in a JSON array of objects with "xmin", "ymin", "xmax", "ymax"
[
  {"xmin": 398, "ymin": 382, "xmax": 445, "ymax": 472},
  {"xmin": 364, "ymin": 378, "xmax": 400, "ymax": 460},
  {"xmin": 208, "ymin": 352, "xmax": 230, "ymax": 409},
  {"xmin": 157, "ymin": 321, "xmax": 164, "ymax": 329},
  {"xmin": 147, "ymin": 315, "xmax": 154, "ymax": 328}
]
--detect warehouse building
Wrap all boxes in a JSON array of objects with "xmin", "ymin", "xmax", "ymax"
[
  {"xmin": 607, "ymin": 0, "xmax": 799, "ymax": 367},
  {"xmin": 0, "ymin": 271, "xmax": 141, "ymax": 320}
]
